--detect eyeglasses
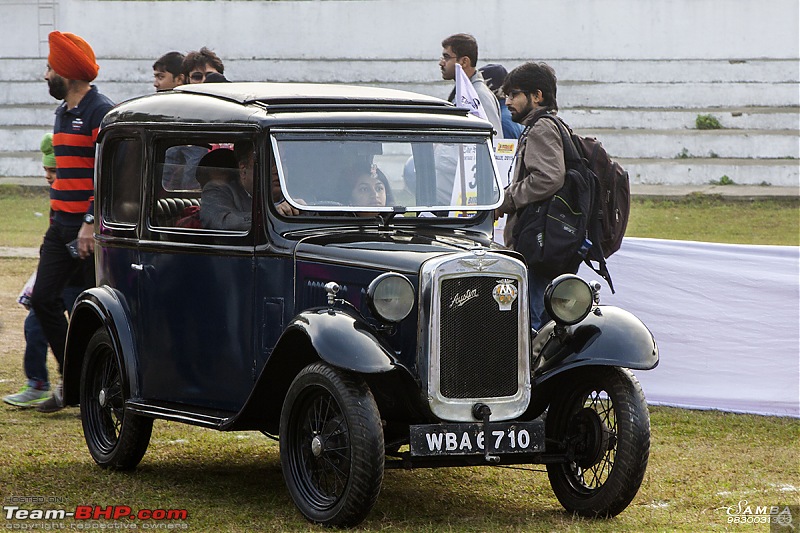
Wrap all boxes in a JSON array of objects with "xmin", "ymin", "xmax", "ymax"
[
  {"xmin": 504, "ymin": 90, "xmax": 526, "ymax": 99},
  {"xmin": 189, "ymin": 72, "xmax": 207, "ymax": 82},
  {"xmin": 440, "ymin": 53, "xmax": 458, "ymax": 62}
]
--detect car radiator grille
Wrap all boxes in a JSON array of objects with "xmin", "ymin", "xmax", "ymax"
[{"xmin": 439, "ymin": 276, "xmax": 519, "ymax": 399}]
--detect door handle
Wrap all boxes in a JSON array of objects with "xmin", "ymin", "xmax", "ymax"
[{"xmin": 130, "ymin": 263, "xmax": 144, "ymax": 271}]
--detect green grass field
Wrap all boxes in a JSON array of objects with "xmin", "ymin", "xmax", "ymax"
[
  {"xmin": 1, "ymin": 185, "xmax": 798, "ymax": 247},
  {"xmin": 0, "ymin": 187, "xmax": 52, "ymax": 248},
  {"xmin": 627, "ymin": 195, "xmax": 799, "ymax": 246},
  {"xmin": 0, "ymin": 188, "xmax": 798, "ymax": 531}
]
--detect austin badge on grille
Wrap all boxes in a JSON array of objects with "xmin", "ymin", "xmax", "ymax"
[{"xmin": 492, "ymin": 279, "xmax": 518, "ymax": 311}]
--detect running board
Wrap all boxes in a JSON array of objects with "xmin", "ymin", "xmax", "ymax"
[{"xmin": 126, "ymin": 400, "xmax": 235, "ymax": 429}]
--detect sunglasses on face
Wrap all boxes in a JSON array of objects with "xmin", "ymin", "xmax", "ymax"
[{"xmin": 190, "ymin": 72, "xmax": 207, "ymax": 82}]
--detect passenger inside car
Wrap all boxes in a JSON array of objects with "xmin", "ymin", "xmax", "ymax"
[
  {"xmin": 197, "ymin": 148, "xmax": 252, "ymax": 231},
  {"xmin": 340, "ymin": 164, "xmax": 394, "ymax": 217}
]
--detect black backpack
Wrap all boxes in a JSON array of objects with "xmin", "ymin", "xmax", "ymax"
[
  {"xmin": 511, "ymin": 151, "xmax": 594, "ymax": 282},
  {"xmin": 511, "ymin": 114, "xmax": 626, "ymax": 292},
  {"xmin": 552, "ymin": 117, "xmax": 630, "ymax": 258}
]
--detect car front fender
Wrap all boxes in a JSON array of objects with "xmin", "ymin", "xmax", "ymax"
[
  {"xmin": 63, "ymin": 286, "xmax": 139, "ymax": 406},
  {"xmin": 222, "ymin": 307, "xmax": 397, "ymax": 432},
  {"xmin": 285, "ymin": 308, "xmax": 397, "ymax": 374},
  {"xmin": 532, "ymin": 305, "xmax": 659, "ymax": 385}
]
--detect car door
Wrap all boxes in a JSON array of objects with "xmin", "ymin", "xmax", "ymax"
[
  {"xmin": 134, "ymin": 133, "xmax": 256, "ymax": 412},
  {"xmin": 96, "ymin": 132, "xmax": 144, "ymax": 335}
]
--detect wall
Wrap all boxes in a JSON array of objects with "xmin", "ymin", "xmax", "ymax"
[
  {"xmin": 3, "ymin": 0, "xmax": 796, "ymax": 60},
  {"xmin": 0, "ymin": 0, "xmax": 798, "ymax": 185}
]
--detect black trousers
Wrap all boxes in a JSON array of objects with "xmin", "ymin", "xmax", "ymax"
[{"xmin": 29, "ymin": 222, "xmax": 94, "ymax": 375}]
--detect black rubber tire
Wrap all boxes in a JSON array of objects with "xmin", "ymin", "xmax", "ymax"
[
  {"xmin": 80, "ymin": 329, "xmax": 153, "ymax": 470},
  {"xmin": 280, "ymin": 362, "xmax": 384, "ymax": 527},
  {"xmin": 545, "ymin": 366, "xmax": 650, "ymax": 517}
]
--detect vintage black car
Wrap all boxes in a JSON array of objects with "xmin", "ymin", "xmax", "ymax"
[{"xmin": 63, "ymin": 82, "xmax": 658, "ymax": 527}]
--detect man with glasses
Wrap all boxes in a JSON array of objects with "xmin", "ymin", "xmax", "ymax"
[
  {"xmin": 183, "ymin": 47, "xmax": 225, "ymax": 84},
  {"xmin": 495, "ymin": 62, "xmax": 570, "ymax": 330},
  {"xmin": 438, "ymin": 33, "xmax": 503, "ymax": 136}
]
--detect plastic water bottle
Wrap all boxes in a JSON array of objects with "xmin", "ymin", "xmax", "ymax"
[{"xmin": 578, "ymin": 238, "xmax": 592, "ymax": 258}]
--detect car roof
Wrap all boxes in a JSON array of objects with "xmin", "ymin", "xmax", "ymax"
[
  {"xmin": 101, "ymin": 82, "xmax": 492, "ymax": 132},
  {"xmin": 173, "ymin": 82, "xmax": 452, "ymax": 109}
]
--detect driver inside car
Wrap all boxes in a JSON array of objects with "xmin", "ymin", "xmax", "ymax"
[
  {"xmin": 197, "ymin": 148, "xmax": 252, "ymax": 230},
  {"xmin": 270, "ymin": 154, "xmax": 307, "ymax": 217}
]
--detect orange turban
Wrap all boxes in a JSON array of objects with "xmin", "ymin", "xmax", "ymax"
[{"xmin": 48, "ymin": 31, "xmax": 99, "ymax": 82}]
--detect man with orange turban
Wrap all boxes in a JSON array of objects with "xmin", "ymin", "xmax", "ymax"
[{"xmin": 30, "ymin": 31, "xmax": 114, "ymax": 413}]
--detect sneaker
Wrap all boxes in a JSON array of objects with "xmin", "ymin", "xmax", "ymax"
[
  {"xmin": 36, "ymin": 384, "xmax": 63, "ymax": 413},
  {"xmin": 3, "ymin": 385, "xmax": 50, "ymax": 408}
]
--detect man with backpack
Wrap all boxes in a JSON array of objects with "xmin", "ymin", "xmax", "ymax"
[
  {"xmin": 497, "ymin": 62, "xmax": 630, "ymax": 329},
  {"xmin": 495, "ymin": 62, "xmax": 573, "ymax": 330}
]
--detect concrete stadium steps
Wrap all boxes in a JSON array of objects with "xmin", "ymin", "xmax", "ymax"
[
  {"xmin": 2, "ymin": 127, "xmax": 61, "ymax": 151},
  {"xmin": 3, "ymin": 56, "xmax": 799, "ymax": 108},
  {"xmin": 571, "ymin": 128, "xmax": 799, "ymax": 159},
  {"xmin": 0, "ymin": 105, "xmax": 56, "ymax": 126},
  {"xmin": 2, "ymin": 81, "xmax": 146, "ymax": 106},
  {"xmin": 4, "ymin": 122, "xmax": 796, "ymax": 159},
  {"xmin": 0, "ymin": 57, "xmax": 797, "ymax": 184},
  {"xmin": 0, "ymin": 151, "xmax": 40, "ymax": 178},
  {"xmin": 391, "ymin": 82, "xmax": 800, "ymax": 109},
  {"xmin": 620, "ymin": 158, "xmax": 799, "ymax": 186},
  {"xmin": 560, "ymin": 108, "xmax": 800, "ymax": 131},
  {"xmin": 6, "ymin": 79, "xmax": 798, "ymax": 110},
  {"xmin": 5, "ymin": 58, "xmax": 796, "ymax": 84},
  {"xmin": 6, "ymin": 102, "xmax": 796, "ymax": 132},
  {"xmin": 5, "ymin": 157, "xmax": 797, "ymax": 189}
]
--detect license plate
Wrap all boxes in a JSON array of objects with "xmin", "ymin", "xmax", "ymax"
[{"xmin": 409, "ymin": 420, "xmax": 544, "ymax": 457}]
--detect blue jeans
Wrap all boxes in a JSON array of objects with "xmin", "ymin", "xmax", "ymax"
[
  {"xmin": 529, "ymin": 264, "xmax": 581, "ymax": 331},
  {"xmin": 23, "ymin": 286, "xmax": 82, "ymax": 390},
  {"xmin": 529, "ymin": 270, "xmax": 554, "ymax": 331}
]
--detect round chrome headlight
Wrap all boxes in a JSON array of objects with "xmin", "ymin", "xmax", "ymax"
[
  {"xmin": 544, "ymin": 274, "xmax": 593, "ymax": 325},
  {"xmin": 367, "ymin": 273, "xmax": 415, "ymax": 323}
]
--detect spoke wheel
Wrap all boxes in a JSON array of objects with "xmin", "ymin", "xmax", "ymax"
[
  {"xmin": 280, "ymin": 362, "xmax": 383, "ymax": 527},
  {"xmin": 546, "ymin": 366, "xmax": 650, "ymax": 517},
  {"xmin": 80, "ymin": 329, "xmax": 152, "ymax": 470}
]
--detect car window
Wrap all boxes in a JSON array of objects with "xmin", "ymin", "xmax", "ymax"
[
  {"xmin": 102, "ymin": 137, "xmax": 143, "ymax": 226},
  {"xmin": 150, "ymin": 138, "xmax": 253, "ymax": 233},
  {"xmin": 161, "ymin": 144, "xmax": 208, "ymax": 192},
  {"xmin": 271, "ymin": 133, "xmax": 501, "ymax": 217}
]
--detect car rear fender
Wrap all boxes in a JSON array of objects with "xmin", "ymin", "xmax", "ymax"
[{"xmin": 63, "ymin": 286, "xmax": 139, "ymax": 406}]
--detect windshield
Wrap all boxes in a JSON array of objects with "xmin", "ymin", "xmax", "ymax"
[{"xmin": 271, "ymin": 133, "xmax": 502, "ymax": 217}]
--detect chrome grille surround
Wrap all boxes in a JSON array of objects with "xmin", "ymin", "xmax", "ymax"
[{"xmin": 418, "ymin": 249, "xmax": 530, "ymax": 422}]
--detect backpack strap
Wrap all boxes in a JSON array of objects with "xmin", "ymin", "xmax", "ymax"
[
  {"xmin": 534, "ymin": 114, "xmax": 583, "ymax": 165},
  {"xmin": 512, "ymin": 113, "xmax": 581, "ymax": 185}
]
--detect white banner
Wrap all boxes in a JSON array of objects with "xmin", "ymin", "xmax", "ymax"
[{"xmin": 584, "ymin": 238, "xmax": 800, "ymax": 418}]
